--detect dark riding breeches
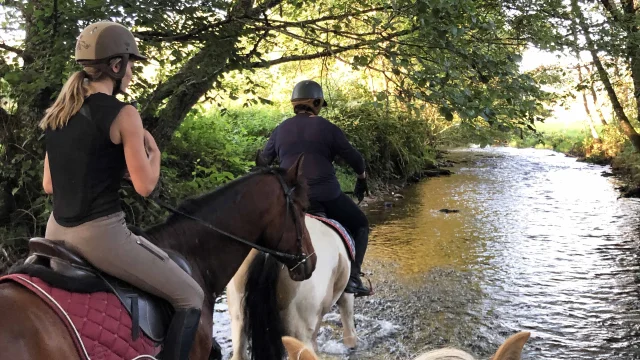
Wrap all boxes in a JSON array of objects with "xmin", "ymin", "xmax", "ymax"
[{"xmin": 309, "ymin": 193, "xmax": 369, "ymax": 275}]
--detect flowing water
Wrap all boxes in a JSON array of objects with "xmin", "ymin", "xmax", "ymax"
[{"xmin": 214, "ymin": 147, "xmax": 640, "ymax": 359}]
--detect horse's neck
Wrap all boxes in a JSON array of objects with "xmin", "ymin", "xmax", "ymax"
[{"xmin": 146, "ymin": 190, "xmax": 273, "ymax": 300}]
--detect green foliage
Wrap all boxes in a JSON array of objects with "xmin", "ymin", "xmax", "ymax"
[
  {"xmin": 612, "ymin": 143, "xmax": 640, "ymax": 185},
  {"xmin": 0, "ymin": 0, "xmax": 575, "ymax": 267},
  {"xmin": 336, "ymin": 168, "xmax": 357, "ymax": 193},
  {"xmin": 331, "ymin": 104, "xmax": 437, "ymax": 179},
  {"xmin": 165, "ymin": 106, "xmax": 284, "ymax": 193},
  {"xmin": 166, "ymin": 100, "xmax": 435, "ymax": 196},
  {"xmin": 509, "ymin": 124, "xmax": 590, "ymax": 155}
]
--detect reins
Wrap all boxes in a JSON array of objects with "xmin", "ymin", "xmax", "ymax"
[
  {"xmin": 122, "ymin": 102, "xmax": 310, "ymax": 265},
  {"xmin": 128, "ymin": 169, "xmax": 309, "ymax": 264},
  {"xmin": 151, "ymin": 197, "xmax": 305, "ymax": 262}
]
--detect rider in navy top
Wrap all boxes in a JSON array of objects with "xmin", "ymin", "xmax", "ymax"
[{"xmin": 261, "ymin": 80, "xmax": 372, "ymax": 297}]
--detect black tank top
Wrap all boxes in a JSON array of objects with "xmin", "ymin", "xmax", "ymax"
[{"xmin": 45, "ymin": 93, "xmax": 128, "ymax": 227}]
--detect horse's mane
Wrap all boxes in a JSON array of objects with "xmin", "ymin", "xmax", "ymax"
[{"xmin": 160, "ymin": 166, "xmax": 285, "ymax": 225}]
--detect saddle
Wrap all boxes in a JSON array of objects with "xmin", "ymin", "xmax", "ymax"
[{"xmin": 23, "ymin": 235, "xmax": 192, "ymax": 343}]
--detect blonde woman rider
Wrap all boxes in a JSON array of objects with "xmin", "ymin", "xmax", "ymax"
[{"xmin": 40, "ymin": 21, "xmax": 204, "ymax": 360}]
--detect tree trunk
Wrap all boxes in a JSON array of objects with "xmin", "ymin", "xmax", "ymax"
[
  {"xmin": 578, "ymin": 65, "xmax": 601, "ymax": 142},
  {"xmin": 140, "ymin": 1, "xmax": 261, "ymax": 148},
  {"xmin": 141, "ymin": 27, "xmax": 243, "ymax": 148},
  {"xmin": 570, "ymin": 19, "xmax": 601, "ymax": 142},
  {"xmin": 587, "ymin": 65, "xmax": 608, "ymax": 125},
  {"xmin": 572, "ymin": 0, "xmax": 640, "ymax": 151},
  {"xmin": 621, "ymin": 0, "xmax": 640, "ymax": 128}
]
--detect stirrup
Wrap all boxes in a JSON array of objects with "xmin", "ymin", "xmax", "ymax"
[{"xmin": 355, "ymin": 272, "xmax": 374, "ymax": 298}]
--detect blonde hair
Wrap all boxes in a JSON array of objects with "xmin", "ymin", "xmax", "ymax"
[{"xmin": 39, "ymin": 58, "xmax": 121, "ymax": 130}]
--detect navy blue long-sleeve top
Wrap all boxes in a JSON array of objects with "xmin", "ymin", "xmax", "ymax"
[{"xmin": 263, "ymin": 113, "xmax": 365, "ymax": 201}]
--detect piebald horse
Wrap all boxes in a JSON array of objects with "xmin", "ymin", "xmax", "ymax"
[
  {"xmin": 227, "ymin": 159, "xmax": 357, "ymax": 360},
  {"xmin": 282, "ymin": 332, "xmax": 531, "ymax": 360},
  {"xmin": 0, "ymin": 156, "xmax": 316, "ymax": 360}
]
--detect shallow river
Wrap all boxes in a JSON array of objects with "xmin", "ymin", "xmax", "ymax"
[{"xmin": 214, "ymin": 147, "xmax": 640, "ymax": 359}]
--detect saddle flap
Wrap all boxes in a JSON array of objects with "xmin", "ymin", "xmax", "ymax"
[
  {"xmin": 28, "ymin": 238, "xmax": 90, "ymax": 269},
  {"xmin": 102, "ymin": 274, "xmax": 172, "ymax": 343},
  {"xmin": 50, "ymin": 258, "xmax": 99, "ymax": 280},
  {"xmin": 166, "ymin": 249, "xmax": 192, "ymax": 276}
]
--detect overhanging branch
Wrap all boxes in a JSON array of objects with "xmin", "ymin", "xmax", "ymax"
[
  {"xmin": 244, "ymin": 6, "xmax": 394, "ymax": 30},
  {"xmin": 0, "ymin": 43, "xmax": 24, "ymax": 56},
  {"xmin": 248, "ymin": 27, "xmax": 416, "ymax": 68},
  {"xmin": 134, "ymin": 17, "xmax": 232, "ymax": 42}
]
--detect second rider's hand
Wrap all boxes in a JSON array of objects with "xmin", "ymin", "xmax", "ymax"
[{"xmin": 354, "ymin": 177, "xmax": 369, "ymax": 202}]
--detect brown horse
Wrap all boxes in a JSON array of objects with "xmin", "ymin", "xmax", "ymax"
[{"xmin": 0, "ymin": 155, "xmax": 317, "ymax": 360}]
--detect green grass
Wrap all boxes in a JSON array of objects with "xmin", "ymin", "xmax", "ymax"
[
  {"xmin": 336, "ymin": 167, "xmax": 357, "ymax": 192},
  {"xmin": 509, "ymin": 121, "xmax": 593, "ymax": 155}
]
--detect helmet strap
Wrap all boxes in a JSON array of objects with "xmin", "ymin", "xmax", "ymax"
[{"xmin": 109, "ymin": 54, "xmax": 129, "ymax": 96}]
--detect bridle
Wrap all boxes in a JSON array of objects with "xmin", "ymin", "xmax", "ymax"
[{"xmin": 150, "ymin": 169, "xmax": 312, "ymax": 270}]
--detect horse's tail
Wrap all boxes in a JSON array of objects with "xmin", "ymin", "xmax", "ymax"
[{"xmin": 243, "ymin": 252, "xmax": 285, "ymax": 360}]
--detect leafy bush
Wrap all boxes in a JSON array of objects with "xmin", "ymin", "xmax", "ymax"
[
  {"xmin": 330, "ymin": 104, "xmax": 437, "ymax": 180},
  {"xmin": 159, "ymin": 101, "xmax": 437, "ymax": 205}
]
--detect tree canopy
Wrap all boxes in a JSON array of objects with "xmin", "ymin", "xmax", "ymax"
[{"xmin": 0, "ymin": 0, "xmax": 599, "ymax": 243}]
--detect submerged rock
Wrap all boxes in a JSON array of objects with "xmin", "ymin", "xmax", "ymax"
[{"xmin": 439, "ymin": 208, "xmax": 459, "ymax": 213}]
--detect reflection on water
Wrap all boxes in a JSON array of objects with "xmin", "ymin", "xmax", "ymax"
[
  {"xmin": 361, "ymin": 147, "xmax": 640, "ymax": 359},
  {"xmin": 214, "ymin": 147, "xmax": 640, "ymax": 360}
]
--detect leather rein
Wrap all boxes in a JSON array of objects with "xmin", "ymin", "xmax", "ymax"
[{"xmin": 149, "ymin": 169, "xmax": 311, "ymax": 267}]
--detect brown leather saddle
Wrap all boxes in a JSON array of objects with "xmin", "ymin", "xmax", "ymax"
[{"xmin": 24, "ymin": 237, "xmax": 192, "ymax": 343}]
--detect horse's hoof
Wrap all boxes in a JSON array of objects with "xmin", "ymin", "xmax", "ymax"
[{"xmin": 344, "ymin": 337, "xmax": 357, "ymax": 349}]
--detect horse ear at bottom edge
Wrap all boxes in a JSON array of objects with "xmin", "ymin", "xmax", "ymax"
[
  {"xmin": 282, "ymin": 336, "xmax": 317, "ymax": 360},
  {"xmin": 490, "ymin": 331, "xmax": 531, "ymax": 360}
]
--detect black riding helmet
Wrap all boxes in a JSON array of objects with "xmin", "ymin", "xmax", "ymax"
[{"xmin": 291, "ymin": 80, "xmax": 328, "ymax": 107}]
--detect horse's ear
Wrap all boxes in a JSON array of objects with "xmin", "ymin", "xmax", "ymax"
[
  {"xmin": 255, "ymin": 149, "xmax": 269, "ymax": 168},
  {"xmin": 286, "ymin": 153, "xmax": 305, "ymax": 184},
  {"xmin": 490, "ymin": 332, "xmax": 530, "ymax": 360},
  {"xmin": 282, "ymin": 336, "xmax": 317, "ymax": 360}
]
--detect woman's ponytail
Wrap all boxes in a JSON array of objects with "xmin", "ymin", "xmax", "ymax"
[{"xmin": 39, "ymin": 70, "xmax": 89, "ymax": 130}]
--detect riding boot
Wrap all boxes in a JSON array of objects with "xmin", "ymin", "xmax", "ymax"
[
  {"xmin": 344, "ymin": 227, "xmax": 372, "ymax": 297},
  {"xmin": 345, "ymin": 269, "xmax": 372, "ymax": 297},
  {"xmin": 159, "ymin": 307, "xmax": 201, "ymax": 360}
]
